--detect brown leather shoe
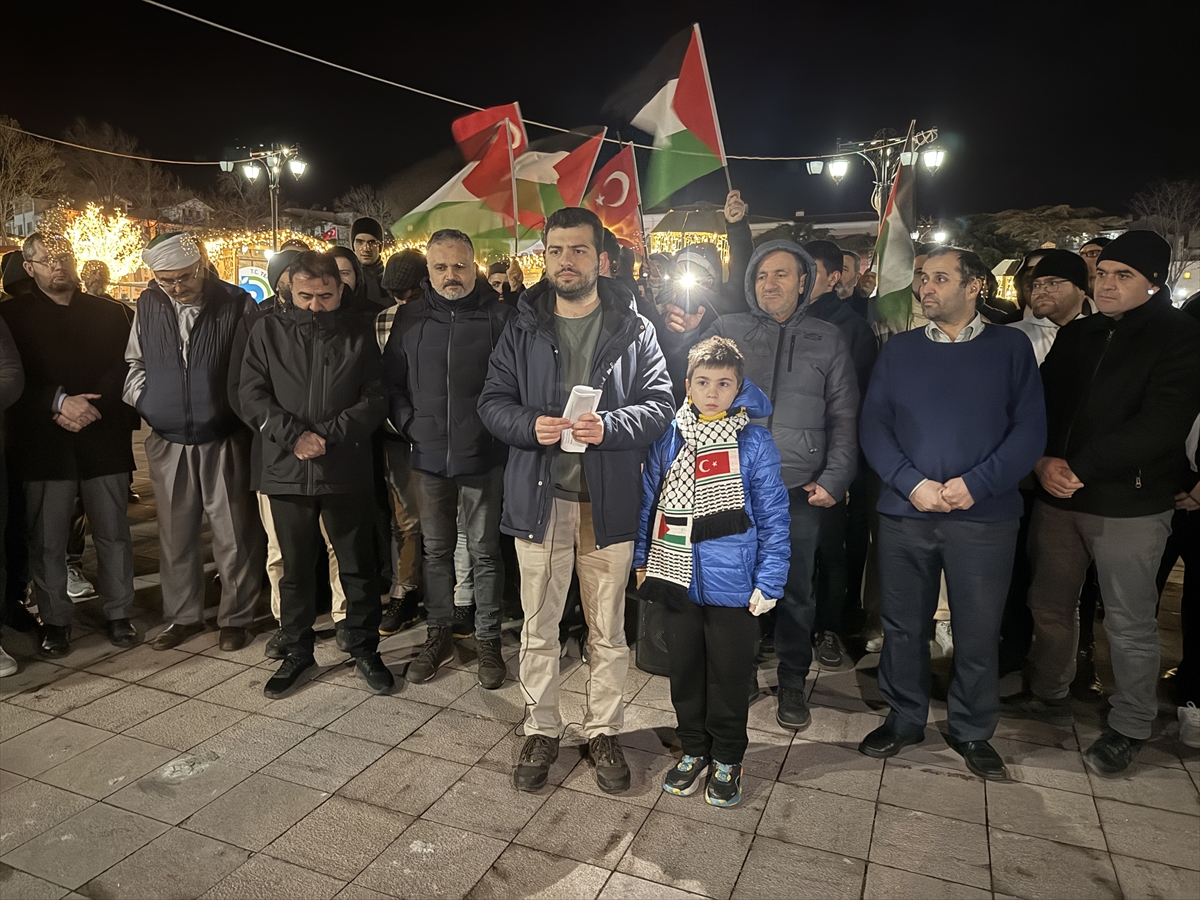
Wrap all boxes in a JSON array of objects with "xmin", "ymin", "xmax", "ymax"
[
  {"xmin": 152, "ymin": 622, "xmax": 206, "ymax": 651},
  {"xmin": 219, "ymin": 627, "xmax": 249, "ymax": 652}
]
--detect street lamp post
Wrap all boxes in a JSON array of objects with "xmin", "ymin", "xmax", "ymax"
[
  {"xmin": 236, "ymin": 144, "xmax": 307, "ymax": 251},
  {"xmin": 805, "ymin": 122, "xmax": 944, "ymax": 225}
]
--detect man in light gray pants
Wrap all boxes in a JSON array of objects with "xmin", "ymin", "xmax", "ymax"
[{"xmin": 1012, "ymin": 232, "xmax": 1200, "ymax": 775}]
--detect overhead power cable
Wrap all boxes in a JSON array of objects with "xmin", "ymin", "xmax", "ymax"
[{"xmin": 0, "ymin": 121, "xmax": 254, "ymax": 167}]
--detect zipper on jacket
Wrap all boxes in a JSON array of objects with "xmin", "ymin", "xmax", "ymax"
[
  {"xmin": 766, "ymin": 324, "xmax": 787, "ymax": 428},
  {"xmin": 1061, "ymin": 327, "xmax": 1114, "ymax": 455},
  {"xmin": 1135, "ymin": 469, "xmax": 1142, "ymax": 489},
  {"xmin": 445, "ymin": 308, "xmax": 455, "ymax": 475},
  {"xmin": 787, "ymin": 334, "xmax": 796, "ymax": 372},
  {"xmin": 168, "ymin": 298, "xmax": 197, "ymax": 444},
  {"xmin": 306, "ymin": 316, "xmax": 320, "ymax": 495}
]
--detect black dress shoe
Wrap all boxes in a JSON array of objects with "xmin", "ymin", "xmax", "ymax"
[
  {"xmin": 776, "ymin": 686, "xmax": 811, "ymax": 731},
  {"xmin": 106, "ymin": 618, "xmax": 138, "ymax": 648},
  {"xmin": 40, "ymin": 624, "xmax": 71, "ymax": 658},
  {"xmin": 219, "ymin": 627, "xmax": 248, "ymax": 652},
  {"xmin": 264, "ymin": 654, "xmax": 317, "ymax": 699},
  {"xmin": 335, "ymin": 622, "xmax": 351, "ymax": 653},
  {"xmin": 152, "ymin": 622, "xmax": 206, "ymax": 651},
  {"xmin": 858, "ymin": 723, "xmax": 925, "ymax": 758},
  {"xmin": 264, "ymin": 627, "xmax": 287, "ymax": 660},
  {"xmin": 355, "ymin": 653, "xmax": 395, "ymax": 694},
  {"xmin": 950, "ymin": 739, "xmax": 1008, "ymax": 781}
]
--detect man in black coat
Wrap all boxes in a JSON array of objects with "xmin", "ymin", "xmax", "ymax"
[
  {"xmin": 351, "ymin": 217, "xmax": 389, "ymax": 309},
  {"xmin": 1014, "ymin": 232, "xmax": 1200, "ymax": 775},
  {"xmin": 240, "ymin": 251, "xmax": 390, "ymax": 698},
  {"xmin": 383, "ymin": 229, "xmax": 513, "ymax": 690},
  {"xmin": 1, "ymin": 234, "xmax": 138, "ymax": 657},
  {"xmin": 125, "ymin": 233, "xmax": 263, "ymax": 653}
]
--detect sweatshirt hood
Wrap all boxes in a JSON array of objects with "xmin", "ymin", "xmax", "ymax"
[
  {"xmin": 733, "ymin": 377, "xmax": 772, "ymax": 419},
  {"xmin": 743, "ymin": 239, "xmax": 818, "ymax": 322}
]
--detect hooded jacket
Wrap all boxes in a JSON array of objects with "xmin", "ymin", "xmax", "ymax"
[
  {"xmin": 633, "ymin": 379, "xmax": 790, "ymax": 607},
  {"xmin": 672, "ymin": 241, "xmax": 860, "ymax": 498},
  {"xmin": 238, "ymin": 302, "xmax": 386, "ymax": 496},
  {"xmin": 806, "ymin": 290, "xmax": 877, "ymax": 398},
  {"xmin": 383, "ymin": 278, "xmax": 512, "ymax": 477},
  {"xmin": 478, "ymin": 276, "xmax": 674, "ymax": 547},
  {"xmin": 1039, "ymin": 290, "xmax": 1200, "ymax": 517}
]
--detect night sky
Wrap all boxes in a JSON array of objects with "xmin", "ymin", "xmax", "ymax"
[{"xmin": 7, "ymin": 1, "xmax": 1198, "ymax": 222}]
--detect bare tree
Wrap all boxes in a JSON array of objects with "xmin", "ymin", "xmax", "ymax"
[
  {"xmin": 989, "ymin": 204, "xmax": 1128, "ymax": 250},
  {"xmin": 204, "ymin": 171, "xmax": 271, "ymax": 230},
  {"xmin": 1130, "ymin": 180, "xmax": 1200, "ymax": 287},
  {"xmin": 0, "ymin": 116, "xmax": 64, "ymax": 233},
  {"xmin": 61, "ymin": 119, "xmax": 140, "ymax": 208},
  {"xmin": 334, "ymin": 184, "xmax": 394, "ymax": 231}
]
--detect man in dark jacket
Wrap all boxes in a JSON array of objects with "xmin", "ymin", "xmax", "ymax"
[
  {"xmin": 1016, "ymin": 231, "xmax": 1200, "ymax": 775},
  {"xmin": 803, "ymin": 240, "xmax": 877, "ymax": 669},
  {"xmin": 663, "ymin": 240, "xmax": 860, "ymax": 732},
  {"xmin": 351, "ymin": 217, "xmax": 389, "ymax": 309},
  {"xmin": 383, "ymin": 229, "xmax": 512, "ymax": 689},
  {"xmin": 240, "ymin": 251, "xmax": 390, "ymax": 698},
  {"xmin": 479, "ymin": 207, "xmax": 674, "ymax": 795},
  {"xmin": 2, "ymin": 233, "xmax": 138, "ymax": 657},
  {"xmin": 124, "ymin": 233, "xmax": 263, "ymax": 653}
]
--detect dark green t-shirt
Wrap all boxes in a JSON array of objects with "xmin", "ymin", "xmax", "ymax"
[{"xmin": 552, "ymin": 305, "xmax": 603, "ymax": 500}]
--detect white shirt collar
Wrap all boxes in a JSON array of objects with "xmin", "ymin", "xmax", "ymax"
[{"xmin": 925, "ymin": 312, "xmax": 985, "ymax": 343}]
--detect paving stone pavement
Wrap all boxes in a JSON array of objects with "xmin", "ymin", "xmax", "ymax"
[{"xmin": 1, "ymin": 432, "xmax": 1198, "ymax": 899}]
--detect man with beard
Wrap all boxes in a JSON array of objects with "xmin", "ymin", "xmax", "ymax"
[
  {"xmin": 383, "ymin": 230, "xmax": 512, "ymax": 689},
  {"xmin": 836, "ymin": 249, "xmax": 870, "ymax": 321},
  {"xmin": 1, "ymin": 234, "xmax": 138, "ymax": 657},
  {"xmin": 125, "ymin": 233, "xmax": 263, "ymax": 652},
  {"xmin": 352, "ymin": 217, "xmax": 389, "ymax": 309},
  {"xmin": 479, "ymin": 207, "xmax": 674, "ymax": 794}
]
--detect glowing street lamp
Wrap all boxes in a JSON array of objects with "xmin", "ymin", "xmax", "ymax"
[
  {"xmin": 828, "ymin": 158, "xmax": 849, "ymax": 184},
  {"xmin": 242, "ymin": 162, "xmax": 261, "ymax": 182},
  {"xmin": 238, "ymin": 144, "xmax": 308, "ymax": 251},
  {"xmin": 805, "ymin": 160, "xmax": 825, "ymax": 175},
  {"xmin": 923, "ymin": 148, "xmax": 945, "ymax": 173}
]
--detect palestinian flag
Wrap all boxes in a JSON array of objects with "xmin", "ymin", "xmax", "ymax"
[
  {"xmin": 869, "ymin": 123, "xmax": 918, "ymax": 344},
  {"xmin": 603, "ymin": 24, "xmax": 727, "ymax": 208},
  {"xmin": 584, "ymin": 144, "xmax": 646, "ymax": 256},
  {"xmin": 512, "ymin": 128, "xmax": 606, "ymax": 232},
  {"xmin": 391, "ymin": 123, "xmax": 527, "ymax": 259}
]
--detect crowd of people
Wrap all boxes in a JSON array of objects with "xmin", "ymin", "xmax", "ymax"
[{"xmin": 0, "ymin": 194, "xmax": 1196, "ymax": 810}]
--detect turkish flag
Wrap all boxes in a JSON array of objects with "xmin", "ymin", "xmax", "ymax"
[
  {"xmin": 452, "ymin": 103, "xmax": 528, "ymax": 162},
  {"xmin": 695, "ymin": 450, "xmax": 733, "ymax": 479},
  {"xmin": 584, "ymin": 144, "xmax": 645, "ymax": 256}
]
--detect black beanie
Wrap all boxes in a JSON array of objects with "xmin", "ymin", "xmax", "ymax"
[
  {"xmin": 267, "ymin": 249, "xmax": 301, "ymax": 292},
  {"xmin": 487, "ymin": 260, "xmax": 508, "ymax": 277},
  {"xmin": 351, "ymin": 217, "xmax": 384, "ymax": 242},
  {"xmin": 2, "ymin": 251, "xmax": 32, "ymax": 294},
  {"xmin": 1031, "ymin": 249, "xmax": 1089, "ymax": 294},
  {"xmin": 1080, "ymin": 236, "xmax": 1111, "ymax": 251},
  {"xmin": 382, "ymin": 249, "xmax": 427, "ymax": 295},
  {"xmin": 1098, "ymin": 231, "xmax": 1171, "ymax": 286}
]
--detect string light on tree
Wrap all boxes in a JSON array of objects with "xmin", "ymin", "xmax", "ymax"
[{"xmin": 58, "ymin": 204, "xmax": 145, "ymax": 281}]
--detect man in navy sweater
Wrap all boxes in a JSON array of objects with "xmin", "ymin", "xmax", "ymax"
[{"xmin": 859, "ymin": 247, "xmax": 1046, "ymax": 781}]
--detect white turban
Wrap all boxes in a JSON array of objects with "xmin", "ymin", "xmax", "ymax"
[{"xmin": 142, "ymin": 233, "xmax": 202, "ymax": 272}]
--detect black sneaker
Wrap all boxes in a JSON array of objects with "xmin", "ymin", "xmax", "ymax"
[
  {"xmin": 380, "ymin": 595, "xmax": 424, "ymax": 636},
  {"xmin": 1083, "ymin": 728, "xmax": 1145, "ymax": 776},
  {"xmin": 406, "ymin": 625, "xmax": 454, "ymax": 683},
  {"xmin": 452, "ymin": 604, "xmax": 476, "ymax": 639},
  {"xmin": 335, "ymin": 622, "xmax": 351, "ymax": 653},
  {"xmin": 264, "ymin": 654, "xmax": 316, "ymax": 699},
  {"xmin": 264, "ymin": 627, "xmax": 287, "ymax": 660},
  {"xmin": 816, "ymin": 632, "xmax": 845, "ymax": 669},
  {"xmin": 589, "ymin": 734, "xmax": 631, "ymax": 794},
  {"xmin": 706, "ymin": 761, "xmax": 743, "ymax": 807},
  {"xmin": 514, "ymin": 734, "xmax": 559, "ymax": 791},
  {"xmin": 355, "ymin": 653, "xmax": 395, "ymax": 695},
  {"xmin": 662, "ymin": 755, "xmax": 709, "ymax": 796},
  {"xmin": 776, "ymin": 686, "xmax": 811, "ymax": 731},
  {"xmin": 477, "ymin": 637, "xmax": 505, "ymax": 690}
]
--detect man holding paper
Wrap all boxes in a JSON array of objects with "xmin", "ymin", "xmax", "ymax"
[{"xmin": 479, "ymin": 207, "xmax": 674, "ymax": 794}]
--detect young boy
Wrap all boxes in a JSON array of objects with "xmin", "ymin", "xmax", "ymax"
[{"xmin": 634, "ymin": 337, "xmax": 790, "ymax": 807}]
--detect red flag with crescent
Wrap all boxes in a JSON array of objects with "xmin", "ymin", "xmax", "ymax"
[{"xmin": 584, "ymin": 144, "xmax": 645, "ymax": 257}]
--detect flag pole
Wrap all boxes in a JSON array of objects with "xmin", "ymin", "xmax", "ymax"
[{"xmin": 504, "ymin": 117, "xmax": 519, "ymax": 259}]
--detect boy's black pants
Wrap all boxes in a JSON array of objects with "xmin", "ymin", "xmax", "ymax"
[{"xmin": 665, "ymin": 601, "xmax": 761, "ymax": 764}]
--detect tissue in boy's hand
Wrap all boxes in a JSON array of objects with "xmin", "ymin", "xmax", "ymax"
[
  {"xmin": 560, "ymin": 385, "xmax": 603, "ymax": 453},
  {"xmin": 749, "ymin": 588, "xmax": 776, "ymax": 616}
]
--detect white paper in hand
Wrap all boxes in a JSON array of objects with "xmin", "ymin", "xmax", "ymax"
[{"xmin": 561, "ymin": 385, "xmax": 603, "ymax": 453}]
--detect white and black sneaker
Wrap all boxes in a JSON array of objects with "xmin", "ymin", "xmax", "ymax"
[
  {"xmin": 662, "ymin": 755, "xmax": 709, "ymax": 796},
  {"xmin": 706, "ymin": 762, "xmax": 743, "ymax": 807}
]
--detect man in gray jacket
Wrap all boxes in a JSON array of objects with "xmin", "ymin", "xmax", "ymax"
[{"xmin": 664, "ymin": 240, "xmax": 859, "ymax": 731}]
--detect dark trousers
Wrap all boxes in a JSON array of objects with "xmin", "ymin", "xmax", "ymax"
[
  {"xmin": 878, "ymin": 514, "xmax": 1018, "ymax": 742},
  {"xmin": 844, "ymin": 468, "xmax": 871, "ymax": 631},
  {"xmin": 412, "ymin": 466, "xmax": 504, "ymax": 641},
  {"xmin": 27, "ymin": 474, "xmax": 135, "ymax": 627},
  {"xmin": 998, "ymin": 489, "xmax": 1036, "ymax": 675},
  {"xmin": 665, "ymin": 601, "xmax": 761, "ymax": 764},
  {"xmin": 270, "ymin": 493, "xmax": 380, "ymax": 658},
  {"xmin": 776, "ymin": 491, "xmax": 823, "ymax": 690},
  {"xmin": 4, "ymin": 453, "xmax": 27, "ymax": 622},
  {"xmin": 68, "ymin": 495, "xmax": 85, "ymax": 565},
  {"xmin": 1158, "ymin": 507, "xmax": 1199, "ymax": 703},
  {"xmin": 814, "ymin": 501, "xmax": 849, "ymax": 637}
]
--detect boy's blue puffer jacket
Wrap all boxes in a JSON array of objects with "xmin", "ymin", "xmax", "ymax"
[{"xmin": 633, "ymin": 378, "xmax": 791, "ymax": 607}]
